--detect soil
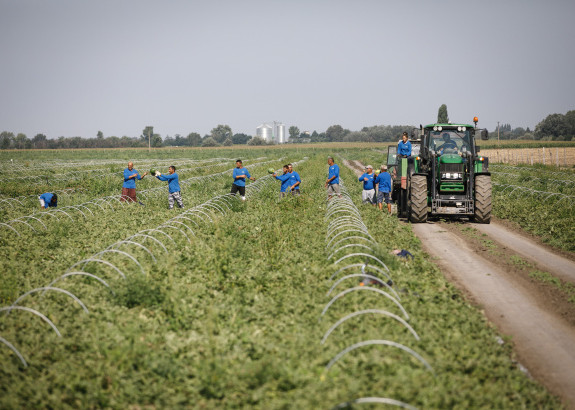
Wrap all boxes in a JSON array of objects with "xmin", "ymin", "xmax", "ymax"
[{"xmin": 341, "ymin": 158, "xmax": 575, "ymax": 408}]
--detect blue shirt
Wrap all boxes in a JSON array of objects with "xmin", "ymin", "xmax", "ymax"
[
  {"xmin": 358, "ymin": 173, "xmax": 375, "ymax": 190},
  {"xmin": 289, "ymin": 171, "xmax": 301, "ymax": 190},
  {"xmin": 232, "ymin": 167, "xmax": 251, "ymax": 187},
  {"xmin": 275, "ymin": 173, "xmax": 291, "ymax": 192},
  {"xmin": 39, "ymin": 192, "xmax": 57, "ymax": 208},
  {"xmin": 375, "ymin": 172, "xmax": 392, "ymax": 193},
  {"xmin": 123, "ymin": 168, "xmax": 143, "ymax": 189},
  {"xmin": 398, "ymin": 140, "xmax": 412, "ymax": 156},
  {"xmin": 157, "ymin": 173, "xmax": 181, "ymax": 193},
  {"xmin": 328, "ymin": 164, "xmax": 339, "ymax": 185}
]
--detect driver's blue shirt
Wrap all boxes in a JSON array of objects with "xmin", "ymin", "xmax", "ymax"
[
  {"xmin": 398, "ymin": 140, "xmax": 412, "ymax": 156},
  {"xmin": 439, "ymin": 140, "xmax": 457, "ymax": 153}
]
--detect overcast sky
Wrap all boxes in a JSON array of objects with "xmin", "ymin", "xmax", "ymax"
[{"xmin": 1, "ymin": 0, "xmax": 574, "ymax": 139}]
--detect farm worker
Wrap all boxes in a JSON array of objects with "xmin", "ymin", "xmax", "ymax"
[
  {"xmin": 231, "ymin": 159, "xmax": 255, "ymax": 201},
  {"xmin": 397, "ymin": 132, "xmax": 412, "ymax": 158},
  {"xmin": 325, "ymin": 157, "xmax": 341, "ymax": 199},
  {"xmin": 38, "ymin": 192, "xmax": 57, "ymax": 209},
  {"xmin": 155, "ymin": 166, "xmax": 183, "ymax": 209},
  {"xmin": 273, "ymin": 165, "xmax": 292, "ymax": 198},
  {"xmin": 358, "ymin": 165, "xmax": 376, "ymax": 205},
  {"xmin": 122, "ymin": 162, "xmax": 148, "ymax": 203},
  {"xmin": 287, "ymin": 163, "xmax": 301, "ymax": 195},
  {"xmin": 437, "ymin": 133, "xmax": 457, "ymax": 155},
  {"xmin": 375, "ymin": 165, "xmax": 392, "ymax": 214}
]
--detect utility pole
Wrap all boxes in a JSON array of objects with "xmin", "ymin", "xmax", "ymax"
[
  {"xmin": 147, "ymin": 126, "xmax": 152, "ymax": 153},
  {"xmin": 497, "ymin": 121, "xmax": 500, "ymax": 145}
]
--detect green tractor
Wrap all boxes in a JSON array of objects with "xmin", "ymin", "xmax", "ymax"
[{"xmin": 387, "ymin": 118, "xmax": 491, "ymax": 223}]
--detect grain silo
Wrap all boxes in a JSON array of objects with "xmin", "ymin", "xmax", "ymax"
[
  {"xmin": 256, "ymin": 123, "xmax": 273, "ymax": 142},
  {"xmin": 274, "ymin": 121, "xmax": 286, "ymax": 144}
]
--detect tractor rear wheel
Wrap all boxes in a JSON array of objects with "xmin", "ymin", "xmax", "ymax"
[
  {"xmin": 473, "ymin": 175, "xmax": 492, "ymax": 224},
  {"xmin": 409, "ymin": 175, "xmax": 427, "ymax": 223}
]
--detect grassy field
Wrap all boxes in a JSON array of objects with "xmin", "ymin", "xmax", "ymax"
[{"xmin": 0, "ymin": 147, "xmax": 564, "ymax": 408}]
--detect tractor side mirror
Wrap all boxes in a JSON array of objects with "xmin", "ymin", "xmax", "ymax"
[{"xmin": 480, "ymin": 129, "xmax": 489, "ymax": 140}]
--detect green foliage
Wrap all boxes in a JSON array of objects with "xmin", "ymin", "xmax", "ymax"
[
  {"xmin": 492, "ymin": 164, "xmax": 575, "ymax": 251},
  {"xmin": 437, "ymin": 104, "xmax": 449, "ymax": 123},
  {"xmin": 210, "ymin": 124, "xmax": 233, "ymax": 144},
  {"xmin": 535, "ymin": 110, "xmax": 575, "ymax": 141},
  {"xmin": 0, "ymin": 149, "xmax": 561, "ymax": 408}
]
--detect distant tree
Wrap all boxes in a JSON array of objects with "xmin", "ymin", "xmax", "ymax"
[
  {"xmin": 223, "ymin": 137, "xmax": 233, "ymax": 146},
  {"xmin": 202, "ymin": 137, "xmax": 219, "ymax": 147},
  {"xmin": 163, "ymin": 135, "xmax": 175, "ymax": 146},
  {"xmin": 15, "ymin": 133, "xmax": 29, "ymax": 149},
  {"xmin": 97, "ymin": 130, "xmax": 104, "ymax": 139},
  {"xmin": 437, "ymin": 104, "xmax": 449, "ymax": 123},
  {"xmin": 0, "ymin": 131, "xmax": 15, "ymax": 149},
  {"xmin": 343, "ymin": 131, "xmax": 370, "ymax": 142},
  {"xmin": 186, "ymin": 132, "xmax": 202, "ymax": 147},
  {"xmin": 32, "ymin": 133, "xmax": 47, "ymax": 149},
  {"xmin": 325, "ymin": 125, "xmax": 350, "ymax": 142},
  {"xmin": 248, "ymin": 136, "xmax": 266, "ymax": 146},
  {"xmin": 288, "ymin": 126, "xmax": 300, "ymax": 140},
  {"xmin": 535, "ymin": 113, "xmax": 568, "ymax": 140},
  {"xmin": 232, "ymin": 133, "xmax": 251, "ymax": 145},
  {"xmin": 151, "ymin": 134, "xmax": 163, "ymax": 147},
  {"xmin": 511, "ymin": 127, "xmax": 526, "ymax": 139},
  {"xmin": 141, "ymin": 126, "xmax": 154, "ymax": 141},
  {"xmin": 210, "ymin": 124, "xmax": 233, "ymax": 144},
  {"xmin": 564, "ymin": 110, "xmax": 575, "ymax": 140}
]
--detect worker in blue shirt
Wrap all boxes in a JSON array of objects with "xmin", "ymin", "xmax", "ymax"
[
  {"xmin": 375, "ymin": 165, "xmax": 393, "ymax": 214},
  {"xmin": 397, "ymin": 132, "xmax": 412, "ymax": 157},
  {"xmin": 231, "ymin": 159, "xmax": 255, "ymax": 201},
  {"xmin": 287, "ymin": 163, "xmax": 301, "ymax": 195},
  {"xmin": 122, "ymin": 162, "xmax": 148, "ymax": 203},
  {"xmin": 38, "ymin": 192, "xmax": 57, "ymax": 209},
  {"xmin": 325, "ymin": 157, "xmax": 341, "ymax": 199},
  {"xmin": 358, "ymin": 165, "xmax": 376, "ymax": 205},
  {"xmin": 273, "ymin": 165, "xmax": 292, "ymax": 198},
  {"xmin": 155, "ymin": 166, "xmax": 183, "ymax": 209}
]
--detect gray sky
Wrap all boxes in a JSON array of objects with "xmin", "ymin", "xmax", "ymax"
[{"xmin": 1, "ymin": 0, "xmax": 574, "ymax": 139}]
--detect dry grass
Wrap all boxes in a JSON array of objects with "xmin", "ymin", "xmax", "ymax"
[{"xmin": 482, "ymin": 147, "xmax": 575, "ymax": 167}]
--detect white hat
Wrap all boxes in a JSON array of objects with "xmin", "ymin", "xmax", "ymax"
[{"xmin": 366, "ymin": 165, "xmax": 373, "ymax": 169}]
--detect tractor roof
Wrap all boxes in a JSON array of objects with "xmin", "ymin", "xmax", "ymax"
[{"xmin": 424, "ymin": 123, "xmax": 475, "ymax": 129}]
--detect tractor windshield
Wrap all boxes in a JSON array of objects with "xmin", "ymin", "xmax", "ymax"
[{"xmin": 430, "ymin": 130, "xmax": 471, "ymax": 154}]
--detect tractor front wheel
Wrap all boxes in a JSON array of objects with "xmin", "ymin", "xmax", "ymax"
[
  {"xmin": 409, "ymin": 175, "xmax": 428, "ymax": 223},
  {"xmin": 473, "ymin": 175, "xmax": 492, "ymax": 224}
]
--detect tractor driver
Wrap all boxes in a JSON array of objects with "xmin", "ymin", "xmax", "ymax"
[{"xmin": 437, "ymin": 133, "xmax": 458, "ymax": 155}]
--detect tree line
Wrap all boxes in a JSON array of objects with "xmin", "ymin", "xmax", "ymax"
[
  {"xmin": 0, "ymin": 123, "xmax": 416, "ymax": 150},
  {"xmin": 1, "ymin": 109, "xmax": 573, "ymax": 150}
]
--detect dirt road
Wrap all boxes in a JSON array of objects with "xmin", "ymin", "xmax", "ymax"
[
  {"xmin": 413, "ymin": 222, "xmax": 575, "ymax": 408},
  {"xmin": 342, "ymin": 158, "xmax": 575, "ymax": 408}
]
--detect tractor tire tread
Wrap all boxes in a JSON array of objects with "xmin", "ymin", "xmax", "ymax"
[
  {"xmin": 410, "ymin": 175, "xmax": 428, "ymax": 223},
  {"xmin": 474, "ymin": 175, "xmax": 492, "ymax": 224}
]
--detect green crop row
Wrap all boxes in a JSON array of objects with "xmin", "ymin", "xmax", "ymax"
[
  {"xmin": 491, "ymin": 165, "xmax": 575, "ymax": 252},
  {"xmin": 0, "ymin": 151, "xmax": 559, "ymax": 408}
]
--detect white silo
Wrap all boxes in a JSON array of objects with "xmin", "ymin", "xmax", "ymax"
[
  {"xmin": 274, "ymin": 121, "xmax": 286, "ymax": 144},
  {"xmin": 256, "ymin": 123, "xmax": 273, "ymax": 142}
]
